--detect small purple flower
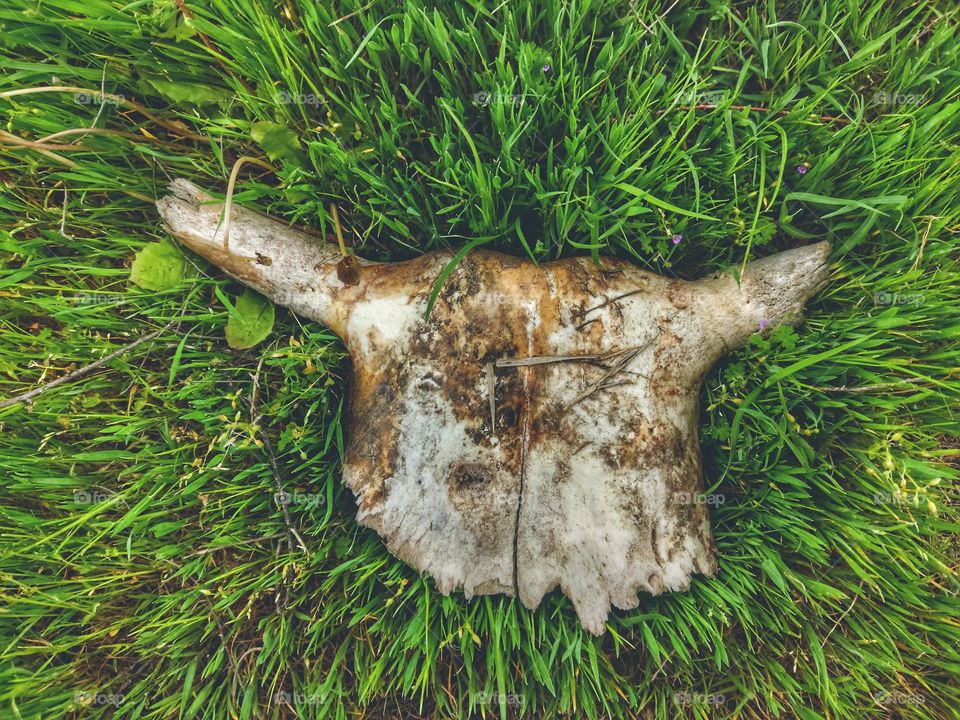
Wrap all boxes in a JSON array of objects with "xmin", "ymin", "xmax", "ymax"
[
  {"xmin": 796, "ymin": 164, "xmax": 809, "ymax": 175},
  {"xmin": 671, "ymin": 234, "xmax": 682, "ymax": 245},
  {"xmin": 759, "ymin": 319, "xmax": 768, "ymax": 331},
  {"xmin": 542, "ymin": 63, "xmax": 551, "ymax": 73}
]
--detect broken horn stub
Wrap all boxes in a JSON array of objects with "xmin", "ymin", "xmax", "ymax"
[
  {"xmin": 697, "ymin": 241, "xmax": 832, "ymax": 351},
  {"xmin": 155, "ymin": 178, "xmax": 358, "ymax": 333},
  {"xmin": 157, "ymin": 179, "xmax": 831, "ymax": 634}
]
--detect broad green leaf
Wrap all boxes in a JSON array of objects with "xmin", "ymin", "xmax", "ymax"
[
  {"xmin": 225, "ymin": 289, "xmax": 275, "ymax": 349},
  {"xmin": 152, "ymin": 520, "xmax": 187, "ymax": 537},
  {"xmin": 251, "ymin": 122, "xmax": 302, "ymax": 162},
  {"xmin": 142, "ymin": 77, "xmax": 232, "ymax": 106},
  {"xmin": 129, "ymin": 238, "xmax": 185, "ymax": 291}
]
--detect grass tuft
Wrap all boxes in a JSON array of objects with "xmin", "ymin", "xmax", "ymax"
[{"xmin": 0, "ymin": 1, "xmax": 958, "ymax": 718}]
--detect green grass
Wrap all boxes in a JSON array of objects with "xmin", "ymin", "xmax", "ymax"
[{"xmin": 1, "ymin": 0, "xmax": 958, "ymax": 717}]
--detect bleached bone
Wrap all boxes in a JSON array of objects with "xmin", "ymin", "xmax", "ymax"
[{"xmin": 157, "ymin": 179, "xmax": 831, "ymax": 634}]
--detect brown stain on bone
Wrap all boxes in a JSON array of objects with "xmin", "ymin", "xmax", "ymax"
[{"xmin": 320, "ymin": 249, "xmax": 721, "ymax": 619}]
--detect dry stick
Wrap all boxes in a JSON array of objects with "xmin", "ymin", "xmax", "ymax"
[
  {"xmin": 820, "ymin": 580, "xmax": 866, "ymax": 649},
  {"xmin": 2, "ymin": 127, "xmax": 182, "ymax": 171},
  {"xmin": 911, "ymin": 215, "xmax": 938, "ymax": 270},
  {"xmin": 249, "ymin": 355, "xmax": 308, "ymax": 554},
  {"xmin": 59, "ymin": 185, "xmax": 69, "ymax": 238},
  {"xmin": 565, "ymin": 340, "xmax": 655, "ymax": 410},
  {"xmin": 0, "ymin": 129, "xmax": 77, "ymax": 167},
  {"xmin": 575, "ymin": 289, "xmax": 645, "ymax": 317},
  {"xmin": 221, "ymin": 156, "xmax": 277, "ymax": 250},
  {"xmin": 809, "ymin": 377, "xmax": 926, "ymax": 393},
  {"xmin": 495, "ymin": 346, "xmax": 638, "ymax": 369},
  {"xmin": 489, "ymin": 346, "xmax": 648, "ymax": 416},
  {"xmin": 329, "ymin": 202, "xmax": 349, "ymax": 256},
  {"xmin": 0, "ymin": 86, "xmax": 209, "ymax": 142},
  {"xmin": 0, "ymin": 131, "xmax": 89, "ymax": 151},
  {"xmin": 0, "ymin": 324, "xmax": 172, "ymax": 409},
  {"xmin": 36, "ymin": 127, "xmax": 183, "ymax": 148},
  {"xmin": 487, "ymin": 349, "xmax": 633, "ymax": 432},
  {"xmin": 329, "ymin": 0, "xmax": 377, "ymax": 26},
  {"xmin": 187, "ymin": 532, "xmax": 289, "ymax": 557},
  {"xmin": 495, "ymin": 353, "xmax": 602, "ymax": 369}
]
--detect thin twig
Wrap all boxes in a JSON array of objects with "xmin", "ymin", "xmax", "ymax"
[
  {"xmin": 36, "ymin": 127, "xmax": 181, "ymax": 147},
  {"xmin": 0, "ymin": 323, "xmax": 173, "ymax": 409},
  {"xmin": 575, "ymin": 289, "xmax": 645, "ymax": 318},
  {"xmin": 809, "ymin": 377, "xmax": 926, "ymax": 393},
  {"xmin": 565, "ymin": 340, "xmax": 655, "ymax": 410},
  {"xmin": 249, "ymin": 355, "xmax": 308, "ymax": 554},
  {"xmin": 0, "ymin": 86, "xmax": 209, "ymax": 141},
  {"xmin": 0, "ymin": 129, "xmax": 78, "ymax": 167},
  {"xmin": 59, "ymin": 185, "xmax": 70, "ymax": 238},
  {"xmin": 91, "ymin": 63, "xmax": 109, "ymax": 129},
  {"xmin": 222, "ymin": 156, "xmax": 277, "ymax": 250},
  {"xmin": 494, "ymin": 346, "xmax": 638, "ymax": 370},
  {"xmin": 495, "ymin": 353, "xmax": 602, "ymax": 369},
  {"xmin": 0, "ymin": 130, "xmax": 89, "ymax": 150},
  {"xmin": 329, "ymin": 0, "xmax": 377, "ymax": 26},
  {"xmin": 187, "ymin": 532, "xmax": 289, "ymax": 557},
  {"xmin": 911, "ymin": 215, "xmax": 937, "ymax": 270},
  {"xmin": 821, "ymin": 580, "xmax": 865, "ymax": 648},
  {"xmin": 329, "ymin": 201, "xmax": 348, "ymax": 256}
]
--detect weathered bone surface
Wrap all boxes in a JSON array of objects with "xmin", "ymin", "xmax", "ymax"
[{"xmin": 157, "ymin": 179, "xmax": 831, "ymax": 634}]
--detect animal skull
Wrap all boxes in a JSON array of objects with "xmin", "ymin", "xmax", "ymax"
[{"xmin": 158, "ymin": 179, "xmax": 830, "ymax": 634}]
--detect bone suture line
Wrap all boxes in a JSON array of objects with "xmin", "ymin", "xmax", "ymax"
[{"xmin": 485, "ymin": 362, "xmax": 496, "ymax": 434}]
